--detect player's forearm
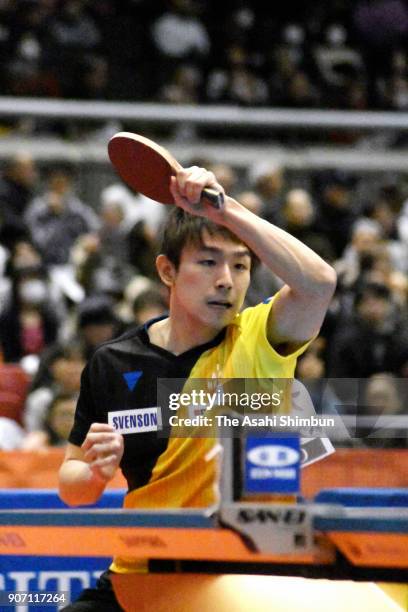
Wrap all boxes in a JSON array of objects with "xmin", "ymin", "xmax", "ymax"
[
  {"xmin": 58, "ymin": 459, "xmax": 107, "ymax": 506},
  {"xmin": 223, "ymin": 197, "xmax": 336, "ymax": 297}
]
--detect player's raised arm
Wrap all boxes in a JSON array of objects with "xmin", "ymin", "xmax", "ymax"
[
  {"xmin": 59, "ymin": 423, "xmax": 124, "ymax": 506},
  {"xmin": 170, "ymin": 167, "xmax": 337, "ymax": 349}
]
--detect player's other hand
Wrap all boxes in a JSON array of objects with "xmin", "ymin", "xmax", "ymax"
[
  {"xmin": 81, "ymin": 422, "xmax": 124, "ymax": 483},
  {"xmin": 170, "ymin": 166, "xmax": 225, "ymax": 218}
]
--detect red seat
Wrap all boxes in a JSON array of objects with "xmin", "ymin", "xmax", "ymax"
[
  {"xmin": 0, "ymin": 391, "xmax": 25, "ymax": 424},
  {"xmin": 0, "ymin": 364, "xmax": 30, "ymax": 402}
]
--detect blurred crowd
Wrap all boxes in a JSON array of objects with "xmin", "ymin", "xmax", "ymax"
[
  {"xmin": 0, "ymin": 152, "xmax": 408, "ymax": 450},
  {"xmin": 0, "ymin": 0, "xmax": 408, "ymax": 113}
]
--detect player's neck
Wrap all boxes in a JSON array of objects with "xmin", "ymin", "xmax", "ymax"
[{"xmin": 148, "ymin": 314, "xmax": 220, "ymax": 356}]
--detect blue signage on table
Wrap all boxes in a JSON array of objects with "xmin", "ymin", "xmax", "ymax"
[{"xmin": 244, "ymin": 435, "xmax": 301, "ymax": 494}]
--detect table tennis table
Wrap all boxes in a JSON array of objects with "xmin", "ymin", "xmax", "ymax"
[{"xmin": 0, "ymin": 489, "xmax": 407, "ymax": 582}]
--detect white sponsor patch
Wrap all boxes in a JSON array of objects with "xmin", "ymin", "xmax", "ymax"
[{"xmin": 108, "ymin": 407, "xmax": 161, "ymax": 434}]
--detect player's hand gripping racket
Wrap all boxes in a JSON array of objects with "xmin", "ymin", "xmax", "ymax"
[{"xmin": 108, "ymin": 132, "xmax": 224, "ymax": 209}]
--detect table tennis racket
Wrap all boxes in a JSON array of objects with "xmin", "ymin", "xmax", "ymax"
[{"xmin": 108, "ymin": 132, "xmax": 224, "ymax": 209}]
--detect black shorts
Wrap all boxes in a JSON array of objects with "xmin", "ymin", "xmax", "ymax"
[{"xmin": 60, "ymin": 570, "xmax": 124, "ymax": 612}]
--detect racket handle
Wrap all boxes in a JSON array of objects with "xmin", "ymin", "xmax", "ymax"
[{"xmin": 202, "ymin": 188, "xmax": 224, "ymax": 210}]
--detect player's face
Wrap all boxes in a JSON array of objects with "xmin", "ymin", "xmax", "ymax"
[{"xmin": 171, "ymin": 232, "xmax": 251, "ymax": 332}]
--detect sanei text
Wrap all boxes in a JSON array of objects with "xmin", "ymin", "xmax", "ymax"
[{"xmin": 168, "ymin": 389, "xmax": 282, "ymax": 411}]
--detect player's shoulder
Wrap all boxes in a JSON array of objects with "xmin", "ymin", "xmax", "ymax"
[{"xmin": 237, "ymin": 295, "xmax": 277, "ymax": 326}]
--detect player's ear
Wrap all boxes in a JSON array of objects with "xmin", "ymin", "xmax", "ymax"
[{"xmin": 156, "ymin": 254, "xmax": 177, "ymax": 287}]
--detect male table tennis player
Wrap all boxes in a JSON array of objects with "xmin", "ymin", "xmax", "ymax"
[{"xmin": 59, "ymin": 166, "xmax": 336, "ymax": 611}]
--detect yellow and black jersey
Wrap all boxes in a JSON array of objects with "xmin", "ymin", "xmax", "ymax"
[{"xmin": 69, "ymin": 291, "xmax": 311, "ymax": 572}]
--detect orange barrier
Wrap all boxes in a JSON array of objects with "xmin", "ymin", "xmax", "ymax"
[
  {"xmin": 0, "ymin": 449, "xmax": 126, "ymax": 489},
  {"xmin": 302, "ymin": 448, "xmax": 408, "ymax": 498},
  {"xmin": 0, "ymin": 448, "xmax": 407, "ymax": 493},
  {"xmin": 328, "ymin": 532, "xmax": 408, "ymax": 568}
]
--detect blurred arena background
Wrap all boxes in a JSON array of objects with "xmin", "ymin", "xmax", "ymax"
[
  {"xmin": 0, "ymin": 1, "xmax": 408, "ymax": 608},
  {"xmin": 0, "ymin": 1, "xmax": 407, "ymax": 465}
]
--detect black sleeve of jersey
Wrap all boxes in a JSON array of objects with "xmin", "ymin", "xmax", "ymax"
[{"xmin": 68, "ymin": 360, "xmax": 98, "ymax": 447}]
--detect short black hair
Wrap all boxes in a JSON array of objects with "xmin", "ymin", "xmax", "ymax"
[
  {"xmin": 159, "ymin": 208, "xmax": 258, "ymax": 269},
  {"xmin": 132, "ymin": 287, "xmax": 168, "ymax": 316},
  {"xmin": 77, "ymin": 295, "xmax": 117, "ymax": 328}
]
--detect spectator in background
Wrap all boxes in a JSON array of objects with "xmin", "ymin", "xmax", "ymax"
[
  {"xmin": 127, "ymin": 220, "xmax": 159, "ymax": 282},
  {"xmin": 25, "ymin": 164, "xmax": 99, "ymax": 267},
  {"xmin": 0, "ymin": 240, "xmax": 67, "ymax": 360},
  {"xmin": 248, "ymin": 160, "xmax": 285, "ymax": 224},
  {"xmin": 116, "ymin": 276, "xmax": 160, "ymax": 326},
  {"xmin": 0, "ymin": 153, "xmax": 37, "ymax": 250},
  {"xmin": 3, "ymin": 240, "xmax": 68, "ymax": 316},
  {"xmin": 352, "ymin": 0, "xmax": 408, "ymax": 109},
  {"xmin": 206, "ymin": 44, "xmax": 269, "ymax": 106},
  {"xmin": 71, "ymin": 196, "xmax": 133, "ymax": 297},
  {"xmin": 312, "ymin": 22, "xmax": 366, "ymax": 111},
  {"xmin": 98, "ymin": 184, "xmax": 162, "ymax": 281},
  {"xmin": 367, "ymin": 186, "xmax": 408, "ymax": 274},
  {"xmin": 24, "ymin": 341, "xmax": 85, "ymax": 432},
  {"xmin": 151, "ymin": 0, "xmax": 210, "ymax": 80},
  {"xmin": 100, "ymin": 183, "xmax": 165, "ymax": 238},
  {"xmin": 328, "ymin": 281, "xmax": 408, "ymax": 378},
  {"xmin": 132, "ymin": 286, "xmax": 168, "ymax": 327},
  {"xmin": 280, "ymin": 68, "xmax": 320, "ymax": 108},
  {"xmin": 269, "ymin": 45, "xmax": 302, "ymax": 106},
  {"xmin": 335, "ymin": 218, "xmax": 383, "ymax": 289},
  {"xmin": 76, "ymin": 295, "xmax": 123, "ymax": 360},
  {"xmin": 0, "ymin": 265, "xmax": 59, "ymax": 363},
  {"xmin": 43, "ymin": 392, "xmax": 78, "ymax": 446},
  {"xmin": 295, "ymin": 337, "xmax": 343, "ymax": 420},
  {"xmin": 27, "ymin": 295, "xmax": 122, "ymax": 412},
  {"xmin": 91, "ymin": 195, "xmax": 129, "ymax": 263},
  {"xmin": 235, "ymin": 190, "xmax": 264, "ymax": 217},
  {"xmin": 296, "ymin": 338, "xmax": 326, "ymax": 381},
  {"xmin": 335, "ymin": 217, "xmax": 407, "ymax": 306},
  {"xmin": 267, "ymin": 23, "xmax": 320, "ymax": 110},
  {"xmin": 23, "ymin": 391, "xmax": 78, "ymax": 450},
  {"xmin": 0, "ymin": 239, "xmax": 43, "ymax": 316},
  {"xmin": 1, "ymin": 0, "xmax": 407, "ymax": 112},
  {"xmin": 69, "ymin": 54, "xmax": 109, "ymax": 100},
  {"xmin": 4, "ymin": 0, "xmax": 60, "ymax": 101},
  {"xmin": 159, "ymin": 63, "xmax": 202, "ymax": 105},
  {"xmin": 369, "ymin": 185, "xmax": 403, "ymax": 240},
  {"xmin": 236, "ymin": 189, "xmax": 281, "ymax": 306},
  {"xmin": 6, "ymin": 239, "xmax": 42, "ymax": 273},
  {"xmin": 281, "ymin": 188, "xmax": 335, "ymax": 262},
  {"xmin": 356, "ymin": 373, "xmax": 408, "ymax": 448},
  {"xmin": 364, "ymin": 245, "xmax": 408, "ymax": 308},
  {"xmin": 326, "ymin": 215, "xmax": 407, "ymax": 349},
  {"xmin": 44, "ymin": 0, "xmax": 101, "ymax": 97},
  {"xmin": 314, "ymin": 170, "xmax": 359, "ymax": 258},
  {"xmin": 206, "ymin": 162, "xmax": 240, "ymax": 197}
]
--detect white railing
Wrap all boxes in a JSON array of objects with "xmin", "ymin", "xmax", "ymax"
[
  {"xmin": 0, "ymin": 97, "xmax": 407, "ymax": 170},
  {"xmin": 1, "ymin": 137, "xmax": 407, "ymax": 171},
  {"xmin": 0, "ymin": 97, "xmax": 408, "ymax": 130}
]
